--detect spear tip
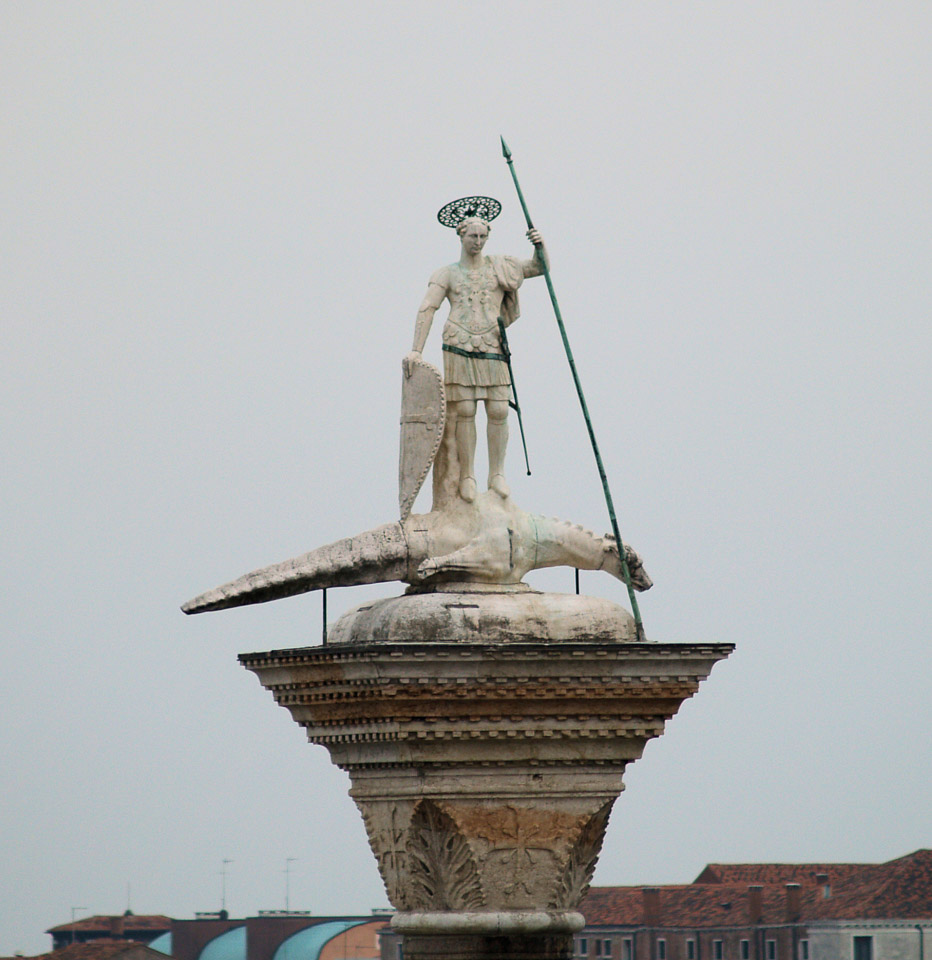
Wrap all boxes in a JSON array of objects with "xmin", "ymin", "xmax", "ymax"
[{"xmin": 500, "ymin": 135, "xmax": 512, "ymax": 159}]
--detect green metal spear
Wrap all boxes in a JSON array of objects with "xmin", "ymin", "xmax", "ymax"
[
  {"xmin": 498, "ymin": 318, "xmax": 532, "ymax": 476},
  {"xmin": 501, "ymin": 135, "xmax": 646, "ymax": 641}
]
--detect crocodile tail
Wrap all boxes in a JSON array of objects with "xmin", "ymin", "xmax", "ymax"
[{"xmin": 181, "ymin": 522, "xmax": 408, "ymax": 614}]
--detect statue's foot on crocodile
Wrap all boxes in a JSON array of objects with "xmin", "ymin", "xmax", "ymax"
[
  {"xmin": 459, "ymin": 475, "xmax": 477, "ymax": 502},
  {"xmin": 488, "ymin": 473, "xmax": 510, "ymax": 499}
]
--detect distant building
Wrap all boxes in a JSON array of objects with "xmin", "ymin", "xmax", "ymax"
[
  {"xmin": 46, "ymin": 917, "xmax": 171, "ymax": 951},
  {"xmin": 6, "ymin": 940, "xmax": 168, "ymax": 960},
  {"xmin": 573, "ymin": 850, "xmax": 932, "ymax": 960},
  {"xmin": 167, "ymin": 912, "xmax": 386, "ymax": 960},
  {"xmin": 44, "ymin": 912, "xmax": 387, "ymax": 960},
  {"xmin": 373, "ymin": 850, "xmax": 932, "ymax": 960}
]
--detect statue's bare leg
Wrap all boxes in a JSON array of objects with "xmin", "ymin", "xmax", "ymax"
[
  {"xmin": 455, "ymin": 399, "xmax": 478, "ymax": 502},
  {"xmin": 486, "ymin": 399, "xmax": 510, "ymax": 499}
]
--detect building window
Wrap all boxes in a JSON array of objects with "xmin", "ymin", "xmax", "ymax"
[
  {"xmin": 604, "ymin": 941, "xmax": 614, "ymax": 958},
  {"xmin": 853, "ymin": 938, "xmax": 872, "ymax": 960},
  {"xmin": 623, "ymin": 939, "xmax": 633, "ymax": 960},
  {"xmin": 767, "ymin": 941, "xmax": 777, "ymax": 960},
  {"xmin": 580, "ymin": 939, "xmax": 589, "ymax": 957},
  {"xmin": 396, "ymin": 946, "xmax": 404, "ymax": 960},
  {"xmin": 597, "ymin": 942, "xmax": 603, "ymax": 957},
  {"xmin": 713, "ymin": 941, "xmax": 724, "ymax": 960},
  {"xmin": 658, "ymin": 940, "xmax": 667, "ymax": 960},
  {"xmin": 741, "ymin": 941, "xmax": 750, "ymax": 960},
  {"xmin": 687, "ymin": 939, "xmax": 696, "ymax": 960},
  {"xmin": 799, "ymin": 941, "xmax": 809, "ymax": 960}
]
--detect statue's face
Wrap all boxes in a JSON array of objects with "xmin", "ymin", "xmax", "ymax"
[{"xmin": 460, "ymin": 222, "xmax": 489, "ymax": 256}]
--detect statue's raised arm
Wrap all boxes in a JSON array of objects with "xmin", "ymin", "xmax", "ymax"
[{"xmin": 522, "ymin": 227, "xmax": 548, "ymax": 276}]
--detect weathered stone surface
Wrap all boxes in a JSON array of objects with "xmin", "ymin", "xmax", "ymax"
[
  {"xmin": 399, "ymin": 358, "xmax": 445, "ymax": 522},
  {"xmin": 240, "ymin": 628, "xmax": 732, "ymax": 933},
  {"xmin": 182, "ymin": 494, "xmax": 651, "ymax": 614},
  {"xmin": 327, "ymin": 590, "xmax": 637, "ymax": 644}
]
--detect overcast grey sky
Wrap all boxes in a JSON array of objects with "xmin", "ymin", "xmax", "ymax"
[{"xmin": 2, "ymin": 2, "xmax": 931, "ymax": 955}]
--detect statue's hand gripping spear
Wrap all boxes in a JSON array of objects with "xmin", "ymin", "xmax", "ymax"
[{"xmin": 501, "ymin": 136, "xmax": 646, "ymax": 641}]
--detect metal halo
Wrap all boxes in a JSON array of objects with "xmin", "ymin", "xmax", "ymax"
[{"xmin": 437, "ymin": 196, "xmax": 502, "ymax": 229}]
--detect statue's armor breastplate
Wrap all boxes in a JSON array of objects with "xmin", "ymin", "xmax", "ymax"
[{"xmin": 442, "ymin": 260, "xmax": 503, "ymax": 353}]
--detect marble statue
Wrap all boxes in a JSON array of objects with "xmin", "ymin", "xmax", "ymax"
[
  {"xmin": 183, "ymin": 196, "xmax": 651, "ymax": 617},
  {"xmin": 404, "ymin": 216, "xmax": 546, "ymax": 504}
]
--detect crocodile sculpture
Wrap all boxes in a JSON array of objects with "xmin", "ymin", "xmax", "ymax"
[{"xmin": 182, "ymin": 491, "xmax": 651, "ymax": 615}]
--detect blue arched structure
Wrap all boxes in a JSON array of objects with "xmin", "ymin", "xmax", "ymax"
[
  {"xmin": 271, "ymin": 920, "xmax": 363, "ymax": 960},
  {"xmin": 148, "ymin": 932, "xmax": 172, "ymax": 955},
  {"xmin": 199, "ymin": 926, "xmax": 246, "ymax": 960}
]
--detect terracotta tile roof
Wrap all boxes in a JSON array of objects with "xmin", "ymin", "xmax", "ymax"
[
  {"xmin": 582, "ymin": 850, "xmax": 932, "ymax": 927},
  {"xmin": 581, "ymin": 884, "xmax": 788, "ymax": 927},
  {"xmin": 46, "ymin": 918, "xmax": 170, "ymax": 935},
  {"xmin": 694, "ymin": 864, "xmax": 865, "ymax": 886},
  {"xmin": 809, "ymin": 849, "xmax": 932, "ymax": 920},
  {"xmin": 22, "ymin": 943, "xmax": 164, "ymax": 960}
]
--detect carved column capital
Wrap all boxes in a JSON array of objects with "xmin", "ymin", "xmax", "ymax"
[{"xmin": 241, "ymin": 624, "xmax": 732, "ymax": 928}]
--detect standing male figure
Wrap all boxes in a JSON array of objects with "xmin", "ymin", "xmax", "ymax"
[{"xmin": 404, "ymin": 213, "xmax": 547, "ymax": 503}]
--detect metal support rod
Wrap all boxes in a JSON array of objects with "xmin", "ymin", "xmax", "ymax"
[
  {"xmin": 322, "ymin": 588, "xmax": 328, "ymax": 645},
  {"xmin": 501, "ymin": 135, "xmax": 645, "ymax": 640},
  {"xmin": 284, "ymin": 858, "xmax": 297, "ymax": 913},
  {"xmin": 220, "ymin": 859, "xmax": 233, "ymax": 912},
  {"xmin": 71, "ymin": 908, "xmax": 87, "ymax": 946}
]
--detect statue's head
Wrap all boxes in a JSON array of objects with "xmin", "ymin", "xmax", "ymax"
[
  {"xmin": 456, "ymin": 216, "xmax": 491, "ymax": 238},
  {"xmin": 456, "ymin": 217, "xmax": 490, "ymax": 254}
]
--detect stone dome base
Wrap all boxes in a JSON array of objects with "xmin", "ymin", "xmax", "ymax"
[{"xmin": 326, "ymin": 589, "xmax": 638, "ymax": 644}]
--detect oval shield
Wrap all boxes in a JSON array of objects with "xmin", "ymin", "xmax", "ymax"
[{"xmin": 399, "ymin": 359, "xmax": 445, "ymax": 520}]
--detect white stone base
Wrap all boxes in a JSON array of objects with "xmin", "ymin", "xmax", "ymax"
[
  {"xmin": 326, "ymin": 589, "xmax": 638, "ymax": 644},
  {"xmin": 392, "ymin": 911, "xmax": 586, "ymax": 936}
]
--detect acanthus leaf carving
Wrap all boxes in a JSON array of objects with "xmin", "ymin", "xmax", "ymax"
[
  {"xmin": 406, "ymin": 799, "xmax": 485, "ymax": 911},
  {"xmin": 551, "ymin": 800, "xmax": 614, "ymax": 909},
  {"xmin": 356, "ymin": 800, "xmax": 416, "ymax": 910}
]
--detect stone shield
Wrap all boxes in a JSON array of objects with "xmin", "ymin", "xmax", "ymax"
[{"xmin": 399, "ymin": 359, "xmax": 445, "ymax": 520}]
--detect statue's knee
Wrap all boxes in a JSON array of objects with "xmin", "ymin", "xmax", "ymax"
[
  {"xmin": 487, "ymin": 401, "xmax": 509, "ymax": 423},
  {"xmin": 457, "ymin": 401, "xmax": 477, "ymax": 421}
]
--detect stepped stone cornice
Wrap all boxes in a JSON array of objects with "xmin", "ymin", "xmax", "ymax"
[{"xmin": 241, "ymin": 601, "xmax": 732, "ymax": 948}]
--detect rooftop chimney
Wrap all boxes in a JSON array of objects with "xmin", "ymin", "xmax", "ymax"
[
  {"xmin": 815, "ymin": 874, "xmax": 831, "ymax": 899},
  {"xmin": 785, "ymin": 883, "xmax": 801, "ymax": 922},
  {"xmin": 748, "ymin": 885, "xmax": 763, "ymax": 925},
  {"xmin": 109, "ymin": 916, "xmax": 125, "ymax": 940},
  {"xmin": 642, "ymin": 888, "xmax": 661, "ymax": 926}
]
